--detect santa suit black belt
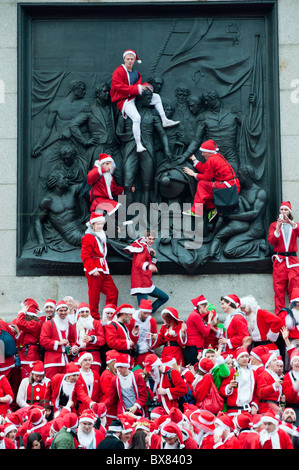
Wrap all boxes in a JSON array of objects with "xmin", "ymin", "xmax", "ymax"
[
  {"xmin": 165, "ymin": 341, "xmax": 179, "ymax": 347},
  {"xmin": 273, "ymin": 251, "xmax": 297, "ymax": 257},
  {"xmin": 227, "ymin": 404, "xmax": 251, "ymax": 411}
]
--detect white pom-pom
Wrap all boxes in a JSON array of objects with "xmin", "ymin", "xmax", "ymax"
[{"xmin": 137, "ymin": 60, "xmax": 142, "ymax": 64}]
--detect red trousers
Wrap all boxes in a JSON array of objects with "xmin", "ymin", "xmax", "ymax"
[
  {"xmin": 273, "ymin": 260, "xmax": 299, "ymax": 314},
  {"xmin": 191, "ymin": 180, "xmax": 240, "ymax": 215},
  {"xmin": 86, "ymin": 271, "xmax": 118, "ymax": 319}
]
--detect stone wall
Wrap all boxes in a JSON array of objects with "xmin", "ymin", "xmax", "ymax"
[{"xmin": 0, "ymin": 0, "xmax": 298, "ymax": 322}]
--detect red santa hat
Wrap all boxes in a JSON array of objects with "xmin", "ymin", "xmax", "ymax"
[
  {"xmin": 106, "ymin": 349, "xmax": 119, "ymax": 364},
  {"xmin": 190, "ymin": 410, "xmax": 215, "ymax": 432},
  {"xmin": 277, "ymin": 355, "xmax": 284, "ymax": 365},
  {"xmin": 51, "ymin": 417, "xmax": 64, "ymax": 434},
  {"xmin": 3, "ymin": 422, "xmax": 17, "ymax": 436},
  {"xmin": 198, "ymin": 357, "xmax": 214, "ymax": 374},
  {"xmin": 65, "ymin": 362, "xmax": 80, "ymax": 377},
  {"xmin": 215, "ymin": 412, "xmax": 233, "ymax": 431},
  {"xmin": 5, "ymin": 413, "xmax": 22, "ymax": 428},
  {"xmin": 199, "ymin": 139, "xmax": 219, "ymax": 154},
  {"xmin": 139, "ymin": 298, "xmax": 153, "ymax": 312},
  {"xmin": 235, "ymin": 347, "xmax": 249, "ymax": 361},
  {"xmin": 233, "ymin": 411, "xmax": 253, "ymax": 430},
  {"xmin": 55, "ymin": 300, "xmax": 69, "ymax": 312},
  {"xmin": 114, "ymin": 303, "xmax": 135, "ymax": 316},
  {"xmin": 25, "ymin": 302, "xmax": 40, "ymax": 317},
  {"xmin": 261, "ymin": 410, "xmax": 279, "ymax": 426},
  {"xmin": 150, "ymin": 406, "xmax": 167, "ymax": 420},
  {"xmin": 98, "ymin": 153, "xmax": 114, "ymax": 165},
  {"xmin": 290, "ymin": 288, "xmax": 299, "ymax": 303},
  {"xmin": 92, "ymin": 402, "xmax": 107, "ymax": 419},
  {"xmin": 78, "ymin": 351, "xmax": 93, "ymax": 365},
  {"xmin": 161, "ymin": 356, "xmax": 177, "ymax": 368},
  {"xmin": 168, "ymin": 407, "xmax": 184, "ymax": 427},
  {"xmin": 161, "ymin": 422, "xmax": 185, "ymax": 448},
  {"xmin": 144, "ymin": 353, "xmax": 162, "ymax": 372},
  {"xmin": 123, "ymin": 49, "xmax": 142, "ymax": 63},
  {"xmin": 88, "ymin": 211, "xmax": 106, "ymax": 226},
  {"xmin": 79, "ymin": 409, "xmax": 96, "ymax": 424},
  {"xmin": 115, "ymin": 354, "xmax": 131, "ymax": 368},
  {"xmin": 29, "ymin": 408, "xmax": 46, "ymax": 426},
  {"xmin": 191, "ymin": 295, "xmax": 208, "ymax": 307},
  {"xmin": 280, "ymin": 201, "xmax": 292, "ymax": 213},
  {"xmin": 222, "ymin": 294, "xmax": 241, "ymax": 308},
  {"xmin": 44, "ymin": 299, "xmax": 56, "ymax": 309},
  {"xmin": 103, "ymin": 303, "xmax": 117, "ymax": 315},
  {"xmin": 161, "ymin": 307, "xmax": 183, "ymax": 323},
  {"xmin": 261, "ymin": 352, "xmax": 277, "ymax": 368},
  {"xmin": 221, "ymin": 352, "xmax": 233, "ymax": 363},
  {"xmin": 22, "ymin": 298, "xmax": 40, "ymax": 312},
  {"xmin": 63, "ymin": 412, "xmax": 79, "ymax": 431},
  {"xmin": 252, "ymin": 414, "xmax": 264, "ymax": 429},
  {"xmin": 77, "ymin": 302, "xmax": 90, "ymax": 314},
  {"xmin": 30, "ymin": 360, "xmax": 45, "ymax": 375},
  {"xmin": 250, "ymin": 345, "xmax": 269, "ymax": 362}
]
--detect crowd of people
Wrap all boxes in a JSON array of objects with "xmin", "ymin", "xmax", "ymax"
[
  {"xmin": 1, "ymin": 49, "xmax": 299, "ymax": 451},
  {"xmin": 0, "ymin": 288, "xmax": 299, "ymax": 450}
]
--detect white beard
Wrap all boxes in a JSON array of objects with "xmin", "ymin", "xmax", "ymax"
[
  {"xmin": 78, "ymin": 315, "xmax": 94, "ymax": 331},
  {"xmin": 55, "ymin": 316, "xmax": 69, "ymax": 332},
  {"xmin": 62, "ymin": 379, "xmax": 75, "ymax": 398},
  {"xmin": 246, "ymin": 312, "xmax": 257, "ymax": 335},
  {"xmin": 259, "ymin": 428, "xmax": 280, "ymax": 448},
  {"xmin": 78, "ymin": 427, "xmax": 96, "ymax": 449}
]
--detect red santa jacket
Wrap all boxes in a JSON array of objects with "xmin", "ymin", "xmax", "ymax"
[
  {"xmin": 70, "ymin": 319, "xmax": 105, "ymax": 368},
  {"xmin": 279, "ymin": 308, "xmax": 299, "ymax": 340},
  {"xmin": 104, "ymin": 370, "xmax": 148, "ymax": 416},
  {"xmin": 110, "ymin": 64, "xmax": 142, "ymax": 114},
  {"xmin": 81, "ymin": 233, "xmax": 110, "ymax": 275},
  {"xmin": 249, "ymin": 309, "xmax": 282, "ymax": 352},
  {"xmin": 282, "ymin": 368, "xmax": 299, "ymax": 405},
  {"xmin": 194, "ymin": 153, "xmax": 240, "ymax": 189},
  {"xmin": 124, "ymin": 238, "xmax": 155, "ymax": 295},
  {"xmin": 157, "ymin": 367, "xmax": 188, "ymax": 413},
  {"xmin": 259, "ymin": 427, "xmax": 293, "ymax": 449},
  {"xmin": 186, "ymin": 309, "xmax": 211, "ymax": 350},
  {"xmin": 238, "ymin": 430, "xmax": 260, "ymax": 449},
  {"xmin": 100, "ymin": 368, "xmax": 117, "ymax": 421},
  {"xmin": 152, "ymin": 323, "xmax": 187, "ymax": 367},
  {"xmin": 15, "ymin": 311, "xmax": 42, "ymax": 365},
  {"xmin": 213, "ymin": 432, "xmax": 241, "ymax": 449},
  {"xmin": 268, "ymin": 221, "xmax": 299, "ymax": 268},
  {"xmin": 75, "ymin": 369, "xmax": 102, "ymax": 415},
  {"xmin": 87, "ymin": 164, "xmax": 124, "ymax": 211},
  {"xmin": 223, "ymin": 310, "xmax": 249, "ymax": 357},
  {"xmin": 0, "ymin": 374, "xmax": 14, "ymax": 417},
  {"xmin": 46, "ymin": 373, "xmax": 78, "ymax": 414},
  {"xmin": 105, "ymin": 319, "xmax": 138, "ymax": 353},
  {"xmin": 219, "ymin": 367, "xmax": 259, "ymax": 413},
  {"xmin": 256, "ymin": 368, "xmax": 282, "ymax": 413},
  {"xmin": 40, "ymin": 317, "xmax": 76, "ymax": 369}
]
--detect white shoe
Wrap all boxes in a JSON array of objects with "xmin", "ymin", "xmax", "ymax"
[
  {"xmin": 163, "ymin": 119, "xmax": 180, "ymax": 128},
  {"xmin": 136, "ymin": 143, "xmax": 147, "ymax": 153}
]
